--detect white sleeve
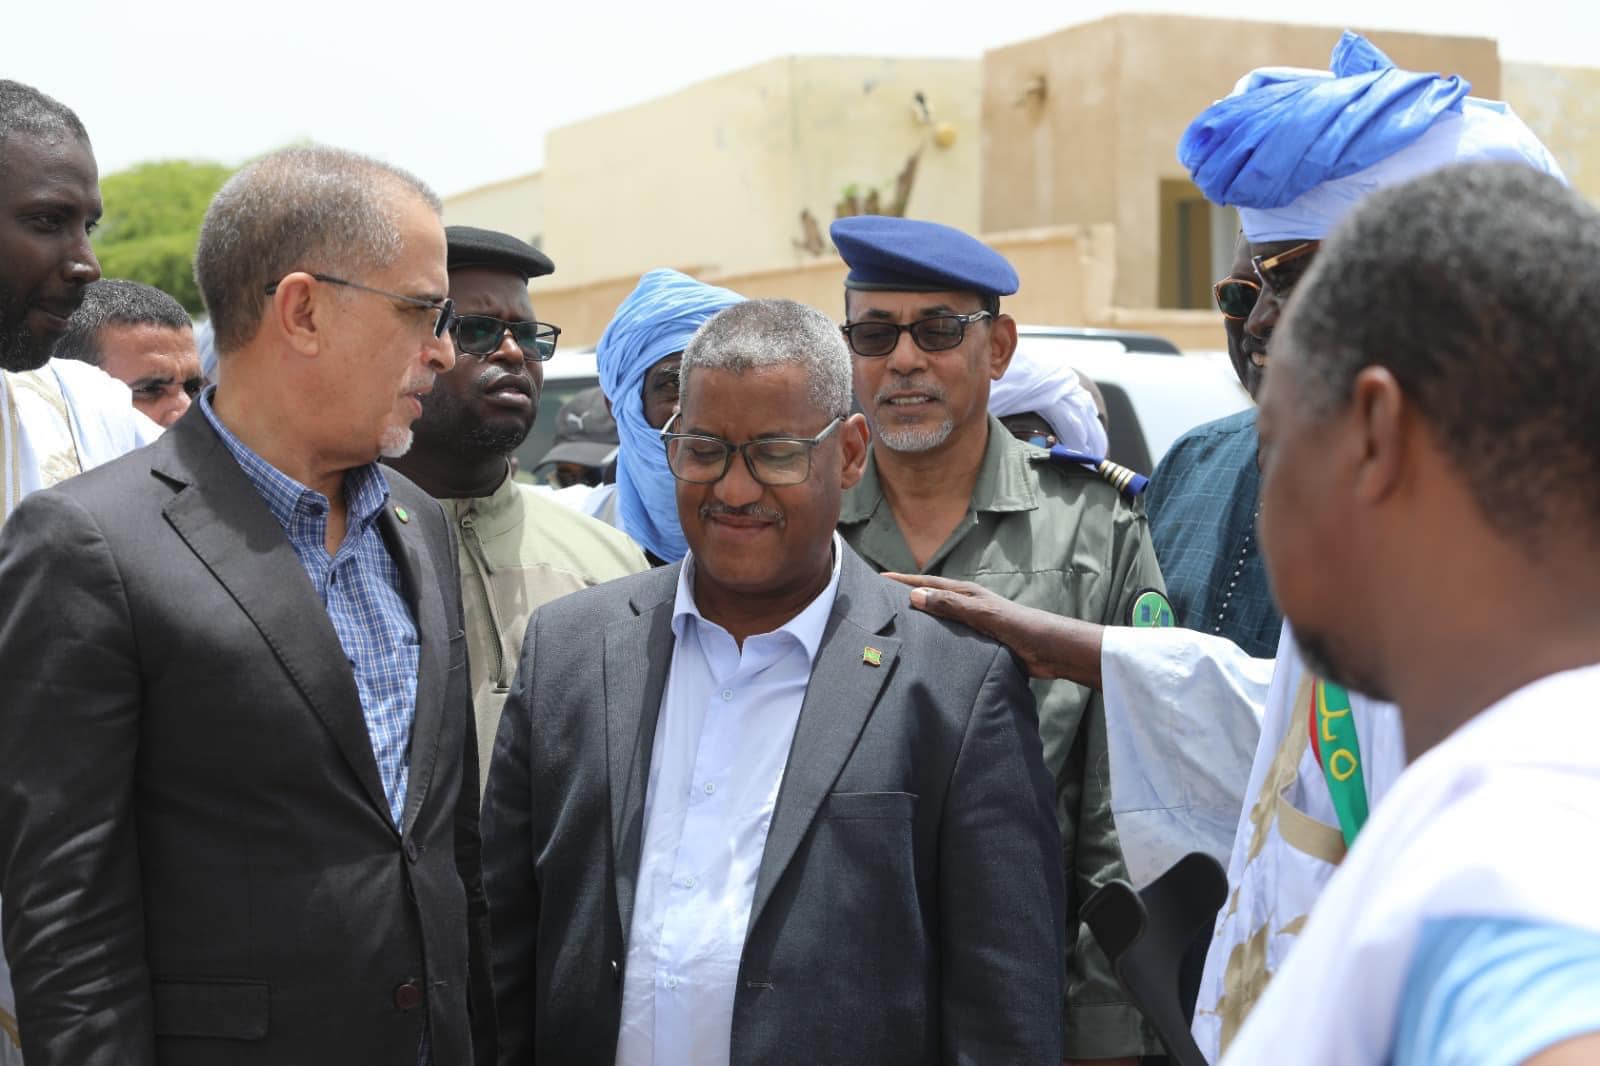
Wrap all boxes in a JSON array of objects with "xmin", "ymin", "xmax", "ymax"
[{"xmin": 1100, "ymin": 626, "xmax": 1273, "ymax": 886}]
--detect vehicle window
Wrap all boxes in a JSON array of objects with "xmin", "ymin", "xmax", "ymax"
[
  {"xmin": 513, "ymin": 375, "xmax": 601, "ymax": 473},
  {"xmin": 1099, "ymin": 383, "xmax": 1153, "ymax": 474}
]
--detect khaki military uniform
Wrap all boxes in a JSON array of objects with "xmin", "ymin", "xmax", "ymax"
[
  {"xmin": 839, "ymin": 416, "xmax": 1165, "ymax": 1059},
  {"xmin": 443, "ymin": 473, "xmax": 648, "ymax": 795}
]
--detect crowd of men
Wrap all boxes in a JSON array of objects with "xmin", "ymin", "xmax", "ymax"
[{"xmin": 0, "ymin": 26, "xmax": 1597, "ymax": 1066}]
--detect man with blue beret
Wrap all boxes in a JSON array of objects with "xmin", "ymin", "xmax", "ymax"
[{"xmin": 831, "ymin": 213, "xmax": 1167, "ymax": 1064}]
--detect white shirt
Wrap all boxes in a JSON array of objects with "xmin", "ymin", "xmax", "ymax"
[
  {"xmin": 614, "ymin": 537, "xmax": 843, "ymax": 1066},
  {"xmin": 1223, "ymin": 662, "xmax": 1600, "ymax": 1064}
]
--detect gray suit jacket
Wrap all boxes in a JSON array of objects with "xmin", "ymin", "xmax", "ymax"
[
  {"xmin": 482, "ymin": 546, "xmax": 1064, "ymax": 1065},
  {"xmin": 0, "ymin": 406, "xmax": 492, "ymax": 1066}
]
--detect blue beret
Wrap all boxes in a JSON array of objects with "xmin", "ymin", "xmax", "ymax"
[{"xmin": 830, "ymin": 215, "xmax": 1018, "ymax": 297}]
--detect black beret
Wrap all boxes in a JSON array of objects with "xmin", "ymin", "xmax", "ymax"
[{"xmin": 445, "ymin": 225, "xmax": 555, "ymax": 281}]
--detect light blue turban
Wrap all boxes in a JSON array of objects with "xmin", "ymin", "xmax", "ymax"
[{"xmin": 596, "ymin": 269, "xmax": 744, "ymax": 563}]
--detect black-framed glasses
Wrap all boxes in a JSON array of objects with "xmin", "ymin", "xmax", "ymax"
[
  {"xmin": 840, "ymin": 310, "xmax": 993, "ymax": 357},
  {"xmin": 449, "ymin": 315, "xmax": 561, "ymax": 363},
  {"xmin": 660, "ymin": 412, "xmax": 843, "ymax": 486},
  {"xmin": 1213, "ymin": 276, "xmax": 1261, "ymax": 321},
  {"xmin": 264, "ymin": 272, "xmax": 456, "ymax": 338},
  {"xmin": 1251, "ymin": 241, "xmax": 1320, "ymax": 299}
]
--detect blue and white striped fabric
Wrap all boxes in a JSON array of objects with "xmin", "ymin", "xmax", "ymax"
[{"xmin": 200, "ymin": 388, "xmax": 418, "ymax": 826}]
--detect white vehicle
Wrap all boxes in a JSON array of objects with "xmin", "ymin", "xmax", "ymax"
[{"xmin": 515, "ymin": 329, "xmax": 1250, "ymax": 477}]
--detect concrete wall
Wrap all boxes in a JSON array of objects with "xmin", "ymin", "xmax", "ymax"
[
  {"xmin": 1503, "ymin": 61, "xmax": 1600, "ymax": 200},
  {"xmin": 983, "ymin": 15, "xmax": 1502, "ymax": 309},
  {"xmin": 442, "ymin": 172, "xmax": 544, "ymax": 248},
  {"xmin": 540, "ymin": 56, "xmax": 980, "ymax": 289}
]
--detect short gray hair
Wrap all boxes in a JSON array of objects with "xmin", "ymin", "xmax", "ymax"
[
  {"xmin": 681, "ymin": 298, "xmax": 852, "ymax": 417},
  {"xmin": 193, "ymin": 144, "xmax": 441, "ymax": 355},
  {"xmin": 54, "ymin": 279, "xmax": 192, "ymax": 366}
]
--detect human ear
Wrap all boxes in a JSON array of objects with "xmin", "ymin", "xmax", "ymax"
[{"xmin": 839, "ymin": 413, "xmax": 870, "ymax": 490}]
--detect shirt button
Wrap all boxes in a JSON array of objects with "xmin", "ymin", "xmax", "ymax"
[
  {"xmin": 703, "ymin": 782, "xmax": 717, "ymax": 795},
  {"xmin": 721, "ymin": 689, "xmax": 734, "ymax": 701},
  {"xmin": 682, "ymin": 875, "xmax": 697, "ymax": 889},
  {"xmin": 665, "ymin": 976, "xmax": 680, "ymax": 990}
]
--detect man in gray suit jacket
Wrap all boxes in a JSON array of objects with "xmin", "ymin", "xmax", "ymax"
[
  {"xmin": 483, "ymin": 298, "xmax": 1064, "ymax": 1065},
  {"xmin": 0, "ymin": 147, "xmax": 491, "ymax": 1065}
]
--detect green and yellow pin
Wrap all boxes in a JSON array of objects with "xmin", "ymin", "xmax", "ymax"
[{"xmin": 862, "ymin": 646, "xmax": 883, "ymax": 667}]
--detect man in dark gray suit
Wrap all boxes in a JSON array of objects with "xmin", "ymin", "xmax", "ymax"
[
  {"xmin": 0, "ymin": 146, "xmax": 491, "ymax": 1065},
  {"xmin": 483, "ymin": 298, "xmax": 1064, "ymax": 1066}
]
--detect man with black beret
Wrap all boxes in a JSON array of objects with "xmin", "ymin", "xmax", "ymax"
[
  {"xmin": 386, "ymin": 226, "xmax": 646, "ymax": 797},
  {"xmin": 831, "ymin": 215, "xmax": 1167, "ymax": 1064}
]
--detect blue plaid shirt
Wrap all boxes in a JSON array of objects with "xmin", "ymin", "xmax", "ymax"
[
  {"xmin": 201, "ymin": 389, "xmax": 419, "ymax": 826},
  {"xmin": 1144, "ymin": 408, "xmax": 1282, "ymax": 659}
]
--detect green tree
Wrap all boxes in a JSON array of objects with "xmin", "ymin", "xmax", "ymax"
[{"xmin": 94, "ymin": 160, "xmax": 235, "ymax": 314}]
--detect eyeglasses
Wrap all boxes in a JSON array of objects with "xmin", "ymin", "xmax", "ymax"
[
  {"xmin": 1251, "ymin": 241, "xmax": 1320, "ymax": 298},
  {"xmin": 660, "ymin": 412, "xmax": 843, "ymax": 486},
  {"xmin": 840, "ymin": 310, "xmax": 993, "ymax": 357},
  {"xmin": 263, "ymin": 273, "xmax": 456, "ymax": 338},
  {"xmin": 449, "ymin": 315, "xmax": 561, "ymax": 363},
  {"xmin": 1212, "ymin": 276, "xmax": 1261, "ymax": 321}
]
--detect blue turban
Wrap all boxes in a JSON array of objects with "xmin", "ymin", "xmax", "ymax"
[
  {"xmin": 1180, "ymin": 32, "xmax": 1563, "ymax": 242},
  {"xmin": 1180, "ymin": 33, "xmax": 1470, "ymax": 212},
  {"xmin": 596, "ymin": 269, "xmax": 744, "ymax": 563}
]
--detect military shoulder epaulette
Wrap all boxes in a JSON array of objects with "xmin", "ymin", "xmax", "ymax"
[{"xmin": 1030, "ymin": 445, "xmax": 1149, "ymax": 497}]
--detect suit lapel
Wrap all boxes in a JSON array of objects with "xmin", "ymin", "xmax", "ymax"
[
  {"xmin": 381, "ymin": 500, "xmax": 448, "ymax": 834},
  {"xmin": 156, "ymin": 412, "xmax": 393, "ymax": 825},
  {"xmin": 606, "ymin": 571, "xmax": 678, "ymax": 941},
  {"xmin": 747, "ymin": 549, "xmax": 901, "ymax": 934}
]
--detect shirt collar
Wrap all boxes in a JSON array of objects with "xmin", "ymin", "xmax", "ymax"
[
  {"xmin": 199, "ymin": 385, "xmax": 392, "ymax": 534},
  {"xmin": 671, "ymin": 531, "xmax": 844, "ymax": 663}
]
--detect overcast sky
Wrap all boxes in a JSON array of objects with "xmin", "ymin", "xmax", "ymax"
[{"xmin": 5, "ymin": 0, "xmax": 1596, "ymax": 198}]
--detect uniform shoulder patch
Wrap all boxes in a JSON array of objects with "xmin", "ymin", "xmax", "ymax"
[
  {"xmin": 1033, "ymin": 446, "xmax": 1149, "ymax": 498},
  {"xmin": 1129, "ymin": 588, "xmax": 1175, "ymax": 628}
]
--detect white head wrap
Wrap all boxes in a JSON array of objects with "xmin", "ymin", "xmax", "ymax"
[{"xmin": 988, "ymin": 345, "xmax": 1108, "ymax": 457}]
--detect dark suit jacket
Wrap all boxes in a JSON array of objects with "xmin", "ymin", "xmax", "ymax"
[
  {"xmin": 0, "ymin": 407, "xmax": 492, "ymax": 1066},
  {"xmin": 482, "ymin": 546, "xmax": 1065, "ymax": 1066}
]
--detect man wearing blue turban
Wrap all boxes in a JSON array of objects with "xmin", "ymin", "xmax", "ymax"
[{"xmin": 595, "ymin": 269, "xmax": 744, "ymax": 563}]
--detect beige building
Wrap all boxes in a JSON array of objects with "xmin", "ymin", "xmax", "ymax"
[
  {"xmin": 445, "ymin": 15, "xmax": 1599, "ymax": 349},
  {"xmin": 443, "ymin": 171, "xmax": 544, "ymax": 249},
  {"xmin": 539, "ymin": 55, "xmax": 981, "ymax": 287}
]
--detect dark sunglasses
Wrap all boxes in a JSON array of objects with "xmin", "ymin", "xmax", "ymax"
[
  {"xmin": 1213, "ymin": 276, "xmax": 1261, "ymax": 321},
  {"xmin": 449, "ymin": 315, "xmax": 561, "ymax": 362},
  {"xmin": 840, "ymin": 310, "xmax": 992, "ymax": 358},
  {"xmin": 1251, "ymin": 241, "xmax": 1320, "ymax": 296}
]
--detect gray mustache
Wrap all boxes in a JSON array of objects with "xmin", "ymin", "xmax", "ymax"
[{"xmin": 699, "ymin": 503, "xmax": 786, "ymax": 527}]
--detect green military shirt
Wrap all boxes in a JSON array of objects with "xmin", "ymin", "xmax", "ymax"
[
  {"xmin": 839, "ymin": 415, "xmax": 1166, "ymax": 1059},
  {"xmin": 444, "ymin": 472, "xmax": 648, "ymax": 797}
]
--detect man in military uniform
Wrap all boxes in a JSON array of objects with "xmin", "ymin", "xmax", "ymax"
[
  {"xmin": 385, "ymin": 226, "xmax": 647, "ymax": 797},
  {"xmin": 830, "ymin": 215, "xmax": 1166, "ymax": 1064}
]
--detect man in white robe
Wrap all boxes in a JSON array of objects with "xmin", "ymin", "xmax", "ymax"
[
  {"xmin": 0, "ymin": 79, "xmax": 161, "ymax": 1064},
  {"xmin": 1225, "ymin": 159, "xmax": 1600, "ymax": 1066}
]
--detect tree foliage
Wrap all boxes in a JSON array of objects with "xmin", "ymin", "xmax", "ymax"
[{"xmin": 94, "ymin": 160, "xmax": 235, "ymax": 314}]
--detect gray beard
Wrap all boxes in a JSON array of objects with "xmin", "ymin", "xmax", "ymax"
[{"xmin": 876, "ymin": 418, "xmax": 954, "ymax": 453}]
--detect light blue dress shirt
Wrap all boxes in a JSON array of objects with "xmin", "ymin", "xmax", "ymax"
[{"xmin": 200, "ymin": 388, "xmax": 418, "ymax": 826}]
